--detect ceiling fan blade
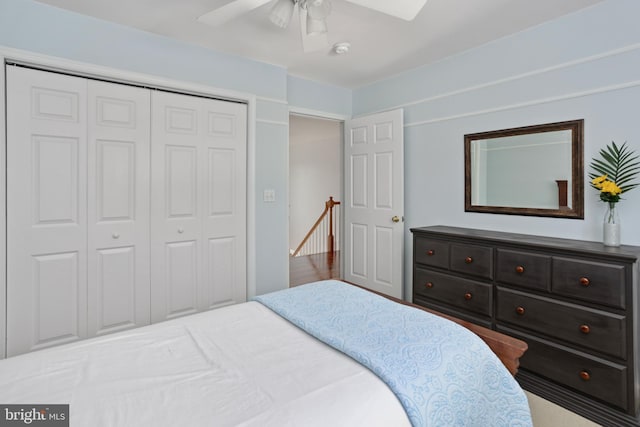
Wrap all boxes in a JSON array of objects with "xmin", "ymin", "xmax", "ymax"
[
  {"xmin": 197, "ymin": 0, "xmax": 272, "ymax": 27},
  {"xmin": 299, "ymin": 10, "xmax": 329, "ymax": 53},
  {"xmin": 344, "ymin": 0, "xmax": 428, "ymax": 21}
]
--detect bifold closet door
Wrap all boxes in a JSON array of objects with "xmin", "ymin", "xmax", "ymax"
[
  {"xmin": 150, "ymin": 91, "xmax": 247, "ymax": 323},
  {"xmin": 87, "ymin": 80, "xmax": 151, "ymax": 337},
  {"xmin": 6, "ymin": 67, "xmax": 151, "ymax": 356},
  {"xmin": 6, "ymin": 67, "xmax": 89, "ymax": 356}
]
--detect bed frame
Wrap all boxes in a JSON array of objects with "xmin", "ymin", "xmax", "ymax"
[{"xmin": 353, "ymin": 284, "xmax": 528, "ymax": 376}]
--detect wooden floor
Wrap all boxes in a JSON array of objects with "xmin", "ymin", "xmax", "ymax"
[{"xmin": 289, "ymin": 251, "xmax": 340, "ymax": 287}]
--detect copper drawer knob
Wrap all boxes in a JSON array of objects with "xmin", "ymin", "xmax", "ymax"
[
  {"xmin": 465, "ymin": 256, "xmax": 473, "ymax": 264},
  {"xmin": 427, "ymin": 250, "xmax": 435, "ymax": 256},
  {"xmin": 515, "ymin": 265, "xmax": 525, "ymax": 274},
  {"xmin": 515, "ymin": 306, "xmax": 525, "ymax": 315},
  {"xmin": 464, "ymin": 292, "xmax": 472, "ymax": 300},
  {"xmin": 580, "ymin": 324, "xmax": 591, "ymax": 334},
  {"xmin": 579, "ymin": 371, "xmax": 591, "ymax": 381},
  {"xmin": 579, "ymin": 277, "xmax": 590, "ymax": 287},
  {"xmin": 425, "ymin": 282, "xmax": 434, "ymax": 289}
]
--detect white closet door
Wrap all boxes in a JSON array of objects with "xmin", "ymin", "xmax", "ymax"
[
  {"xmin": 6, "ymin": 66, "xmax": 88, "ymax": 356},
  {"xmin": 87, "ymin": 80, "xmax": 151, "ymax": 336},
  {"xmin": 150, "ymin": 91, "xmax": 246, "ymax": 323},
  {"xmin": 151, "ymin": 91, "xmax": 201, "ymax": 321},
  {"xmin": 201, "ymin": 98, "xmax": 247, "ymax": 310}
]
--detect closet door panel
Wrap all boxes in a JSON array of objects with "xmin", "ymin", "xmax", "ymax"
[
  {"xmin": 151, "ymin": 92, "xmax": 246, "ymax": 322},
  {"xmin": 165, "ymin": 240, "xmax": 199, "ymax": 318},
  {"xmin": 166, "ymin": 145, "xmax": 198, "ymax": 220},
  {"xmin": 33, "ymin": 136, "xmax": 80, "ymax": 224},
  {"xmin": 88, "ymin": 81, "xmax": 151, "ymax": 336},
  {"xmin": 95, "ymin": 247, "xmax": 136, "ymax": 331},
  {"xmin": 97, "ymin": 141, "xmax": 135, "ymax": 220},
  {"xmin": 202, "ymin": 102, "xmax": 247, "ymax": 309},
  {"xmin": 208, "ymin": 237, "xmax": 235, "ymax": 306},
  {"xmin": 151, "ymin": 91, "xmax": 202, "ymax": 322},
  {"xmin": 6, "ymin": 67, "xmax": 88, "ymax": 356},
  {"xmin": 32, "ymin": 253, "xmax": 81, "ymax": 345}
]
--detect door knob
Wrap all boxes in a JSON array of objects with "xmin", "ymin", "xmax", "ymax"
[
  {"xmin": 392, "ymin": 216, "xmax": 401, "ymax": 223},
  {"xmin": 177, "ymin": 227, "xmax": 184, "ymax": 234},
  {"xmin": 112, "ymin": 233, "xmax": 120, "ymax": 239}
]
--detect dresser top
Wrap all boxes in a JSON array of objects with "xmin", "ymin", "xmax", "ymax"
[{"xmin": 411, "ymin": 225, "xmax": 640, "ymax": 262}]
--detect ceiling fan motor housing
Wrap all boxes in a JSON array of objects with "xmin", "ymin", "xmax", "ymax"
[{"xmin": 300, "ymin": 0, "xmax": 332, "ymax": 19}]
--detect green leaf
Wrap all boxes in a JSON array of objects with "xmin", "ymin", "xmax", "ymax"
[{"xmin": 589, "ymin": 141, "xmax": 639, "ymax": 193}]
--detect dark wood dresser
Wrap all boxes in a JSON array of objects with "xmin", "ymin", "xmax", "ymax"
[{"xmin": 411, "ymin": 225, "xmax": 640, "ymax": 427}]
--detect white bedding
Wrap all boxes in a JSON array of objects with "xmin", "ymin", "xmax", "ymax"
[{"xmin": 0, "ymin": 301, "xmax": 410, "ymax": 427}]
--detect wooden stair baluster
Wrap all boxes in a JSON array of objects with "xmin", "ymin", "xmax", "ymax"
[{"xmin": 292, "ymin": 197, "xmax": 341, "ymax": 257}]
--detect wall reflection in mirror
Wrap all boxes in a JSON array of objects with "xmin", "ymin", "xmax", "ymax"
[{"xmin": 465, "ymin": 120, "xmax": 584, "ymax": 218}]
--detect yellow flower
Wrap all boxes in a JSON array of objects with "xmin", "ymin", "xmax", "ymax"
[
  {"xmin": 591, "ymin": 175, "xmax": 607, "ymax": 189},
  {"xmin": 600, "ymin": 180, "xmax": 622, "ymax": 195}
]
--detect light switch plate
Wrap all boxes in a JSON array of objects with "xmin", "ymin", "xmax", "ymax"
[{"xmin": 263, "ymin": 189, "xmax": 276, "ymax": 202}]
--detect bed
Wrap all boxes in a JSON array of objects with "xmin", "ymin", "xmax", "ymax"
[{"xmin": 0, "ymin": 280, "xmax": 532, "ymax": 426}]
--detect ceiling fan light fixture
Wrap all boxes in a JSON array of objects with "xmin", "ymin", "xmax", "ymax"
[
  {"xmin": 304, "ymin": 0, "xmax": 331, "ymax": 20},
  {"xmin": 269, "ymin": 0, "xmax": 295, "ymax": 28}
]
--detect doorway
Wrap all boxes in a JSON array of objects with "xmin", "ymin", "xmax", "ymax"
[{"xmin": 288, "ymin": 114, "xmax": 343, "ymax": 287}]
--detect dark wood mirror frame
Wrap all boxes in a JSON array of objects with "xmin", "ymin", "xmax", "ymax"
[{"xmin": 465, "ymin": 119, "xmax": 584, "ymax": 219}]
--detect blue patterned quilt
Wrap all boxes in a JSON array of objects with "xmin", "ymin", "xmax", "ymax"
[{"xmin": 255, "ymin": 280, "xmax": 532, "ymax": 427}]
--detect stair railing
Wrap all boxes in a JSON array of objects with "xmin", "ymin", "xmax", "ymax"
[{"xmin": 292, "ymin": 197, "xmax": 341, "ymax": 257}]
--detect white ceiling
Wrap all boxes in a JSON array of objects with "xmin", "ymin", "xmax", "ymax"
[{"xmin": 34, "ymin": 0, "xmax": 603, "ymax": 88}]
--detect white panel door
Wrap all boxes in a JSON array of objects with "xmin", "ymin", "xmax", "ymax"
[
  {"xmin": 151, "ymin": 92, "xmax": 201, "ymax": 321},
  {"xmin": 151, "ymin": 91, "xmax": 246, "ymax": 323},
  {"xmin": 87, "ymin": 80, "xmax": 151, "ymax": 336},
  {"xmin": 344, "ymin": 109, "xmax": 404, "ymax": 298},
  {"xmin": 202, "ymin": 100, "xmax": 247, "ymax": 310},
  {"xmin": 6, "ymin": 66, "xmax": 88, "ymax": 356}
]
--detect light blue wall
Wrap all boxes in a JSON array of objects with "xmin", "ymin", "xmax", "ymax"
[
  {"xmin": 353, "ymin": 0, "xmax": 640, "ymax": 298},
  {"xmin": 287, "ymin": 75, "xmax": 352, "ymax": 116},
  {"xmin": 6, "ymin": 0, "xmax": 639, "ymax": 301},
  {"xmin": 0, "ymin": 0, "xmax": 352, "ymax": 296}
]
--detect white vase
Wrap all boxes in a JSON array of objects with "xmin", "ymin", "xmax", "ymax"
[{"xmin": 603, "ymin": 202, "xmax": 621, "ymax": 247}]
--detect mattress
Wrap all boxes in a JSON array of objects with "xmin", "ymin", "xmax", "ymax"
[{"xmin": 0, "ymin": 300, "xmax": 411, "ymax": 427}]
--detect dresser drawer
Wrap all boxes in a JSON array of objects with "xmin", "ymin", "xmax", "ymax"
[
  {"xmin": 552, "ymin": 257, "xmax": 626, "ymax": 309},
  {"xmin": 496, "ymin": 287, "xmax": 626, "ymax": 359},
  {"xmin": 496, "ymin": 249, "xmax": 550, "ymax": 291},
  {"xmin": 500, "ymin": 327, "xmax": 628, "ymax": 410},
  {"xmin": 450, "ymin": 243, "xmax": 493, "ymax": 279},
  {"xmin": 414, "ymin": 237, "xmax": 449, "ymax": 269},
  {"xmin": 414, "ymin": 268, "xmax": 491, "ymax": 317}
]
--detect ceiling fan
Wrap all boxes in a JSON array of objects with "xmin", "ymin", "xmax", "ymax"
[{"xmin": 197, "ymin": 0, "xmax": 428, "ymax": 53}]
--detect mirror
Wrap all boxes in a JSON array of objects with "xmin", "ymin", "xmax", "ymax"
[{"xmin": 465, "ymin": 119, "xmax": 584, "ymax": 218}]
